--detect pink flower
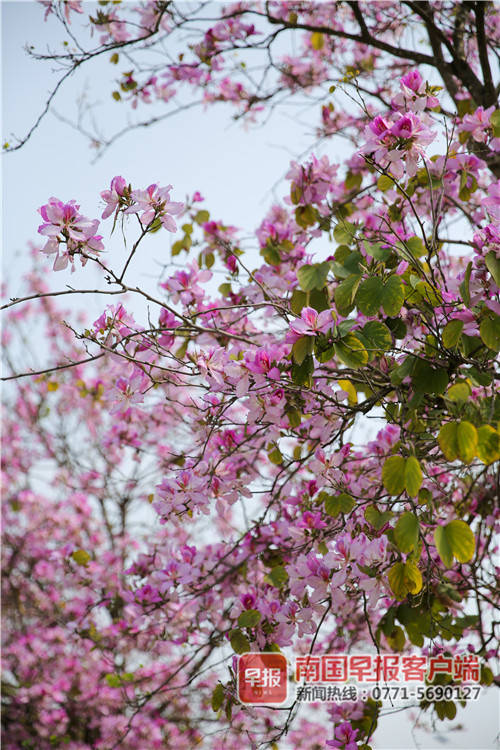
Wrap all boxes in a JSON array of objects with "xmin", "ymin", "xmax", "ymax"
[
  {"xmin": 38, "ymin": 198, "xmax": 99, "ymax": 242},
  {"xmin": 100, "ymin": 176, "xmax": 128, "ymax": 219},
  {"xmin": 37, "ymin": 197, "xmax": 102, "ymax": 271},
  {"xmin": 127, "ymin": 183, "xmax": 184, "ymax": 231},
  {"xmin": 369, "ymin": 115, "xmax": 391, "ymax": 138},
  {"xmin": 290, "ymin": 307, "xmax": 332, "ymax": 337},
  {"xmin": 245, "ymin": 348, "xmax": 282, "ymax": 379},
  {"xmin": 390, "ymin": 115, "xmax": 416, "ymax": 139},
  {"xmin": 326, "ymin": 722, "xmax": 359, "ymax": 749},
  {"xmin": 459, "ymin": 106, "xmax": 495, "ymax": 144},
  {"xmin": 400, "ymin": 69, "xmax": 423, "ymax": 94},
  {"xmin": 483, "ymin": 180, "xmax": 500, "ymax": 220}
]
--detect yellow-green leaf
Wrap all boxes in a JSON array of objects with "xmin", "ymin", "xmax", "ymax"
[
  {"xmin": 377, "ymin": 174, "xmax": 394, "ymax": 192},
  {"xmin": 238, "ymin": 609, "xmax": 262, "ymax": 628},
  {"xmin": 311, "ymin": 31, "xmax": 324, "ymax": 50},
  {"xmin": 405, "ymin": 456, "xmax": 423, "ymax": 496},
  {"xmin": 388, "ymin": 561, "xmax": 423, "ymax": 599},
  {"xmin": 442, "ymin": 319, "xmax": 464, "ymax": 349},
  {"xmin": 446, "ymin": 382, "xmax": 471, "ymax": 402},
  {"xmin": 480, "ymin": 314, "xmax": 500, "ymax": 351},
  {"xmin": 334, "ymin": 334, "xmax": 368, "ymax": 369},
  {"xmin": 266, "ymin": 566, "xmax": 288, "ymax": 588},
  {"xmin": 72, "ymin": 549, "xmax": 91, "ymax": 567},
  {"xmin": 394, "ymin": 512, "xmax": 419, "ymax": 553},
  {"xmin": 267, "ymin": 444, "xmax": 283, "ymax": 465},
  {"xmin": 456, "ymin": 421, "xmax": 478, "ymax": 464},
  {"xmin": 434, "ymin": 520, "xmax": 475, "ymax": 568},
  {"xmin": 438, "ymin": 422, "xmax": 459, "ymax": 461},
  {"xmin": 338, "ymin": 378, "xmax": 357, "ymax": 405},
  {"xmin": 211, "ymin": 683, "xmax": 225, "ymax": 712},
  {"xmin": 382, "ymin": 455, "xmax": 406, "ymax": 495},
  {"xmin": 476, "ymin": 425, "xmax": 500, "ymax": 464},
  {"xmin": 292, "ymin": 335, "xmax": 314, "ymax": 365},
  {"xmin": 382, "ymin": 275, "xmax": 405, "ymax": 316},
  {"xmin": 229, "ymin": 629, "xmax": 251, "ymax": 654}
]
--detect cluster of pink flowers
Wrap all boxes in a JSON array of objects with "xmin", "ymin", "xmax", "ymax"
[
  {"xmin": 360, "ymin": 110, "xmax": 436, "ymax": 178},
  {"xmin": 286, "ymin": 154, "xmax": 340, "ymax": 206},
  {"xmin": 458, "ymin": 105, "xmax": 498, "ymax": 144},
  {"xmin": 392, "ymin": 69, "xmax": 439, "ymax": 112},
  {"xmin": 37, "ymin": 197, "xmax": 103, "ymax": 271},
  {"xmin": 101, "ymin": 177, "xmax": 184, "ymax": 229}
]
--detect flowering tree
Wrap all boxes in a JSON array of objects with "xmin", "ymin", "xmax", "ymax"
[{"xmin": 2, "ymin": 2, "xmax": 500, "ymax": 749}]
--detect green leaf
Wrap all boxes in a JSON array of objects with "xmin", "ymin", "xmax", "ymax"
[
  {"xmin": 324, "ymin": 495, "xmax": 341, "ymax": 516},
  {"xmin": 361, "ymin": 321, "xmax": 392, "ymax": 351},
  {"xmin": 381, "ymin": 275, "xmax": 405, "ymax": 316},
  {"xmin": 476, "ymin": 424, "xmax": 500, "ymax": 464},
  {"xmin": 468, "ymin": 367, "xmax": 492, "ymax": 386},
  {"xmin": 297, "ymin": 262, "xmax": 330, "ymax": 291},
  {"xmin": 490, "ymin": 109, "xmax": 500, "ymax": 137},
  {"xmin": 286, "ymin": 408, "xmax": 302, "ymax": 429},
  {"xmin": 434, "ymin": 521, "xmax": 475, "ymax": 568},
  {"xmin": 292, "ymin": 336, "xmax": 314, "ymax": 365},
  {"xmin": 363, "ymin": 240, "xmax": 391, "ymax": 262},
  {"xmin": 267, "ymin": 566, "xmax": 289, "ymax": 588},
  {"xmin": 405, "ymin": 236, "xmax": 427, "ymax": 257},
  {"xmin": 377, "ymin": 174, "xmax": 395, "ymax": 192},
  {"xmin": 355, "ymin": 277, "xmax": 384, "ymax": 316},
  {"xmin": 343, "ymin": 251, "xmax": 362, "ymax": 275},
  {"xmin": 386, "ymin": 624, "xmax": 406, "ymax": 651},
  {"xmin": 338, "ymin": 492, "xmax": 355, "ymax": 513},
  {"xmin": 211, "ymin": 684, "xmax": 225, "ymax": 712},
  {"xmin": 291, "ymin": 355, "xmax": 314, "ymax": 386},
  {"xmin": 229, "ymin": 629, "xmax": 251, "ymax": 654},
  {"xmin": 390, "ymin": 355, "xmax": 416, "ymax": 385},
  {"xmin": 333, "ymin": 220, "xmax": 357, "ymax": 245},
  {"xmin": 334, "ymin": 334, "xmax": 368, "ymax": 369},
  {"xmin": 412, "ymin": 360, "xmax": 449, "ymax": 394},
  {"xmin": 345, "ymin": 171, "xmax": 362, "ymax": 191},
  {"xmin": 324, "ymin": 492, "xmax": 354, "ymax": 516},
  {"xmin": 382, "ymin": 455, "xmax": 406, "ymax": 495},
  {"xmin": 309, "ymin": 288, "xmax": 330, "ymax": 311},
  {"xmin": 195, "ymin": 209, "xmax": 210, "ymax": 224},
  {"xmin": 105, "ymin": 673, "xmax": 122, "ymax": 688},
  {"xmin": 364, "ymin": 505, "xmax": 393, "ymax": 530},
  {"xmin": 404, "ymin": 456, "xmax": 423, "ymax": 497},
  {"xmin": 480, "ymin": 314, "xmax": 500, "ymax": 351},
  {"xmin": 238, "ymin": 609, "xmax": 262, "ymax": 628},
  {"xmin": 459, "ymin": 262, "xmax": 472, "ymax": 306},
  {"xmin": 394, "ymin": 512, "xmax": 419, "ymax": 553},
  {"xmin": 438, "ymin": 423, "xmax": 459, "ymax": 461},
  {"xmin": 442, "ymin": 319, "xmax": 464, "ymax": 349},
  {"xmin": 484, "ymin": 251, "xmax": 500, "ymax": 286},
  {"xmin": 290, "ymin": 289, "xmax": 307, "ymax": 315},
  {"xmin": 456, "ymin": 421, "xmax": 478, "ymax": 464},
  {"xmin": 334, "ymin": 275, "xmax": 361, "ymax": 316},
  {"xmin": 388, "ymin": 561, "xmax": 423, "ymax": 599},
  {"xmin": 267, "ymin": 444, "xmax": 283, "ymax": 465}
]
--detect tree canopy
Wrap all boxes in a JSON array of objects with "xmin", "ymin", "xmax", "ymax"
[{"xmin": 2, "ymin": 2, "xmax": 499, "ymax": 749}]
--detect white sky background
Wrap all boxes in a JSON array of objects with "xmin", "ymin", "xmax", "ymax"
[{"xmin": 1, "ymin": 2, "xmax": 499, "ymax": 748}]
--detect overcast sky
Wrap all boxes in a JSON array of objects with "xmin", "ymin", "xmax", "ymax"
[{"xmin": 2, "ymin": 3, "xmax": 499, "ymax": 748}]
